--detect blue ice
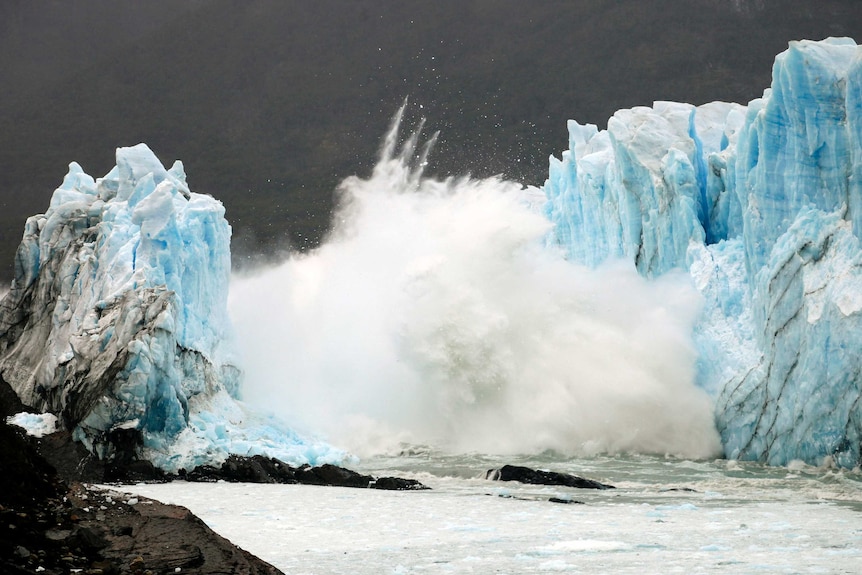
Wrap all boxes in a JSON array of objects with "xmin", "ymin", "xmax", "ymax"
[{"xmin": 544, "ymin": 38, "xmax": 862, "ymax": 467}]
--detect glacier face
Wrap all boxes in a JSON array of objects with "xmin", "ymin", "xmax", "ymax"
[
  {"xmin": 0, "ymin": 144, "xmax": 340, "ymax": 471},
  {"xmin": 544, "ymin": 38, "xmax": 862, "ymax": 467}
]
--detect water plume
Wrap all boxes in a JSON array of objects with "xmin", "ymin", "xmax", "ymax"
[{"xmin": 228, "ymin": 106, "xmax": 721, "ymax": 459}]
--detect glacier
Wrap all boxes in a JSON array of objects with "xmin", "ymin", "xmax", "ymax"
[
  {"xmin": 544, "ymin": 37, "xmax": 862, "ymax": 468},
  {"xmin": 2, "ymin": 37, "xmax": 860, "ymax": 472},
  {"xmin": 0, "ymin": 144, "xmax": 341, "ymax": 471}
]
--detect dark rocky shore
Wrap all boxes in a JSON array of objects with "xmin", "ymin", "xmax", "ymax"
[
  {"xmin": 0, "ymin": 419, "xmax": 283, "ymax": 575},
  {"xmin": 0, "ymin": 374, "xmax": 428, "ymax": 575},
  {"xmin": 1, "ymin": 372, "xmax": 286, "ymax": 575},
  {"xmin": 2, "ymin": 371, "xmax": 616, "ymax": 573}
]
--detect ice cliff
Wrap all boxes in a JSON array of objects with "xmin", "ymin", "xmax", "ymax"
[
  {"xmin": 0, "ymin": 145, "xmax": 338, "ymax": 471},
  {"xmin": 544, "ymin": 37, "xmax": 862, "ymax": 468}
]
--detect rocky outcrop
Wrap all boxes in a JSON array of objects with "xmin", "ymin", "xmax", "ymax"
[
  {"xmin": 66, "ymin": 485, "xmax": 281, "ymax": 575},
  {"xmin": 181, "ymin": 455, "xmax": 429, "ymax": 490},
  {"xmin": 486, "ymin": 465, "xmax": 614, "ymax": 490},
  {"xmin": 1, "ymin": 371, "xmax": 282, "ymax": 574},
  {"xmin": 0, "ymin": 422, "xmax": 281, "ymax": 575},
  {"xmin": 3, "ymin": 370, "xmax": 429, "ymax": 574}
]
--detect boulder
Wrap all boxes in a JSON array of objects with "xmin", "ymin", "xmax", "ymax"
[{"xmin": 486, "ymin": 464, "xmax": 613, "ymax": 489}]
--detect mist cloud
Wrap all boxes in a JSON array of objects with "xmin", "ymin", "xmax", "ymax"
[{"xmin": 228, "ymin": 114, "xmax": 721, "ymax": 460}]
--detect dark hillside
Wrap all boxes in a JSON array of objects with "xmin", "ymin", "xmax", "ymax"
[{"xmin": 1, "ymin": 0, "xmax": 859, "ymax": 280}]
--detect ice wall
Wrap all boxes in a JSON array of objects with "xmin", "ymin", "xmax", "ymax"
[
  {"xmin": 0, "ymin": 145, "xmax": 339, "ymax": 470},
  {"xmin": 544, "ymin": 38, "xmax": 862, "ymax": 467}
]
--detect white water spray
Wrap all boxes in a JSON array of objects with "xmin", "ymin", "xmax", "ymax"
[{"xmin": 228, "ymin": 107, "xmax": 721, "ymax": 459}]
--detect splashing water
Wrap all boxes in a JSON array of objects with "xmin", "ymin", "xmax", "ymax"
[{"xmin": 228, "ymin": 106, "xmax": 721, "ymax": 459}]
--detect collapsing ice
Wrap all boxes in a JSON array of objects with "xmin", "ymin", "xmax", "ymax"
[{"xmin": 229, "ymin": 103, "xmax": 721, "ymax": 460}]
